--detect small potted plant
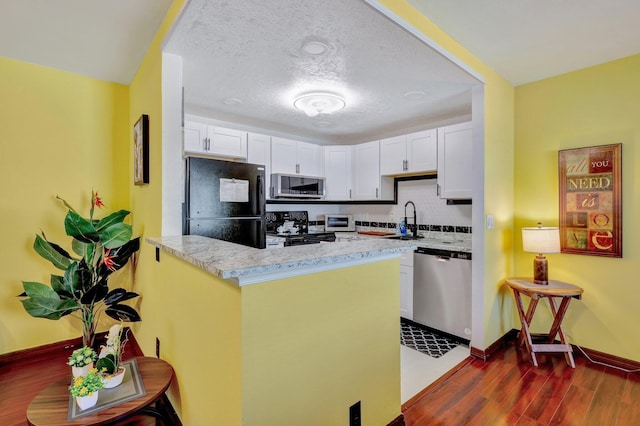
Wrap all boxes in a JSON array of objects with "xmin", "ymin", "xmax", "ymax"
[
  {"xmin": 96, "ymin": 323, "xmax": 128, "ymax": 388},
  {"xmin": 68, "ymin": 346, "xmax": 98, "ymax": 378},
  {"xmin": 69, "ymin": 368, "xmax": 104, "ymax": 410}
]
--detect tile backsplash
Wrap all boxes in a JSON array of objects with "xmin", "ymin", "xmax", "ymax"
[
  {"xmin": 273, "ymin": 178, "xmax": 472, "ymax": 240},
  {"xmin": 339, "ymin": 178, "xmax": 471, "ymax": 230}
]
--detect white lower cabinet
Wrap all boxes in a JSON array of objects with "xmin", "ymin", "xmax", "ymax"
[{"xmin": 399, "ymin": 251, "xmax": 414, "ymax": 320}]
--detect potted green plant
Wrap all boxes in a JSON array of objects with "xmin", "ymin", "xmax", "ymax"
[
  {"xmin": 96, "ymin": 323, "xmax": 128, "ymax": 388},
  {"xmin": 69, "ymin": 368, "xmax": 104, "ymax": 410},
  {"xmin": 18, "ymin": 191, "xmax": 141, "ymax": 347},
  {"xmin": 68, "ymin": 346, "xmax": 98, "ymax": 378}
]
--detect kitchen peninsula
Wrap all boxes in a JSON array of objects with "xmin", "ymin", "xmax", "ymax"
[{"xmin": 145, "ymin": 235, "xmax": 416, "ymax": 425}]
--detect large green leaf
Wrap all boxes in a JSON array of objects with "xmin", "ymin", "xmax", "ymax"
[
  {"xmin": 105, "ymin": 304, "xmax": 141, "ymax": 322},
  {"xmin": 104, "ymin": 288, "xmax": 139, "ymax": 305},
  {"xmin": 100, "ymin": 223, "xmax": 133, "ymax": 249},
  {"xmin": 80, "ymin": 282, "xmax": 108, "ymax": 305},
  {"xmin": 63, "ymin": 261, "xmax": 92, "ymax": 296},
  {"xmin": 33, "ymin": 235, "xmax": 72, "ymax": 270},
  {"xmin": 95, "ymin": 210, "xmax": 130, "ymax": 232},
  {"xmin": 20, "ymin": 296, "xmax": 79, "ymax": 320},
  {"xmin": 64, "ymin": 210, "xmax": 99, "ymax": 243},
  {"xmin": 22, "ymin": 281, "xmax": 58, "ymax": 299},
  {"xmin": 19, "ymin": 281, "xmax": 79, "ymax": 319},
  {"xmin": 71, "ymin": 239, "xmax": 96, "ymax": 261},
  {"xmin": 50, "ymin": 275, "xmax": 74, "ymax": 299}
]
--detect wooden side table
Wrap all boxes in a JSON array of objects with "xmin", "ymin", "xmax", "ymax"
[
  {"xmin": 26, "ymin": 356, "xmax": 174, "ymax": 425},
  {"xmin": 505, "ymin": 278, "xmax": 583, "ymax": 368}
]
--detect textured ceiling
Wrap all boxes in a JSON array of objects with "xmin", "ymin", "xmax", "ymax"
[{"xmin": 164, "ymin": 0, "xmax": 480, "ymax": 144}]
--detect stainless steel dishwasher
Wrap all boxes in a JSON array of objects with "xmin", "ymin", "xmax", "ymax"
[{"xmin": 413, "ymin": 247, "xmax": 472, "ymax": 340}]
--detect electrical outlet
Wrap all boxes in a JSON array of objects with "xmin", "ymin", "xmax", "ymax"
[
  {"xmin": 156, "ymin": 337, "xmax": 160, "ymax": 358},
  {"xmin": 350, "ymin": 401, "xmax": 361, "ymax": 426}
]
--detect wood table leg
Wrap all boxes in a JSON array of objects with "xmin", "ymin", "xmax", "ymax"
[
  {"xmin": 512, "ymin": 288, "xmax": 538, "ymax": 367},
  {"xmin": 547, "ymin": 296, "xmax": 576, "ymax": 368}
]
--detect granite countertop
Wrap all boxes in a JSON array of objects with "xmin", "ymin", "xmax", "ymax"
[
  {"xmin": 334, "ymin": 232, "xmax": 472, "ymax": 253},
  {"xmin": 146, "ymin": 235, "xmax": 417, "ymax": 286}
]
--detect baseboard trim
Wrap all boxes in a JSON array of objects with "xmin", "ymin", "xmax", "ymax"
[
  {"xmin": 470, "ymin": 329, "xmax": 519, "ymax": 361},
  {"xmin": 0, "ymin": 327, "xmax": 143, "ymax": 366},
  {"xmin": 388, "ymin": 413, "xmax": 405, "ymax": 426},
  {"xmin": 573, "ymin": 344, "xmax": 640, "ymax": 371}
]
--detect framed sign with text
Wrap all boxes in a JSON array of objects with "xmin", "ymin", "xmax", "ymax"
[{"xmin": 558, "ymin": 143, "xmax": 622, "ymax": 257}]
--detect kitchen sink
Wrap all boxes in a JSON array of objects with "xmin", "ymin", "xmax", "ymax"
[{"xmin": 384, "ymin": 235, "xmax": 424, "ymax": 241}]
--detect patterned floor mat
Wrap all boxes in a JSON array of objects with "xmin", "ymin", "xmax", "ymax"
[{"xmin": 401, "ymin": 321, "xmax": 461, "ymax": 358}]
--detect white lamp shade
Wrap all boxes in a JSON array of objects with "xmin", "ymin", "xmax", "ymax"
[{"xmin": 522, "ymin": 227, "xmax": 560, "ymax": 254}]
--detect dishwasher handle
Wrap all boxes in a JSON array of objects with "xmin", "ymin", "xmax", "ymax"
[{"xmin": 435, "ymin": 255, "xmax": 450, "ymax": 262}]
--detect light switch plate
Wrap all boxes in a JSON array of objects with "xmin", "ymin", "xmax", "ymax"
[{"xmin": 486, "ymin": 215, "xmax": 495, "ymax": 229}]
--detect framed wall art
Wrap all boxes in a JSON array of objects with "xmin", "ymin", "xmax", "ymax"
[
  {"xmin": 133, "ymin": 114, "xmax": 149, "ymax": 185},
  {"xmin": 558, "ymin": 143, "xmax": 622, "ymax": 257}
]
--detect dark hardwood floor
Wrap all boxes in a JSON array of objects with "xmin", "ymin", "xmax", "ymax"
[
  {"xmin": 403, "ymin": 341, "xmax": 640, "ymax": 425},
  {"xmin": 3, "ymin": 337, "xmax": 638, "ymax": 425}
]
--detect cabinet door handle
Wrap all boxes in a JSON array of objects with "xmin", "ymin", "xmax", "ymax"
[
  {"xmin": 376, "ymin": 188, "xmax": 379, "ymax": 199},
  {"xmin": 437, "ymin": 184, "xmax": 441, "ymax": 196},
  {"xmin": 349, "ymin": 189, "xmax": 352, "ymax": 199},
  {"xmin": 296, "ymin": 163, "xmax": 300, "ymax": 174}
]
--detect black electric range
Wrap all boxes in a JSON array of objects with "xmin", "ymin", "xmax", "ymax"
[{"xmin": 265, "ymin": 211, "xmax": 336, "ymax": 246}]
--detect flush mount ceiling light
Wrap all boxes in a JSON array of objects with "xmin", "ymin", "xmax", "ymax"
[
  {"xmin": 403, "ymin": 91, "xmax": 426, "ymax": 101},
  {"xmin": 223, "ymin": 98, "xmax": 242, "ymax": 106},
  {"xmin": 313, "ymin": 121, "xmax": 332, "ymax": 128},
  {"xmin": 302, "ymin": 41, "xmax": 329, "ymax": 55},
  {"xmin": 294, "ymin": 92, "xmax": 346, "ymax": 117}
]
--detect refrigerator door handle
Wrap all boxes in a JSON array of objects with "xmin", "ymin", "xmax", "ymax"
[{"xmin": 256, "ymin": 175, "xmax": 263, "ymax": 215}]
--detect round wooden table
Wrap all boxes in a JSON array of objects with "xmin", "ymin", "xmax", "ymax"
[
  {"xmin": 506, "ymin": 278, "xmax": 583, "ymax": 368},
  {"xmin": 27, "ymin": 357, "xmax": 174, "ymax": 425}
]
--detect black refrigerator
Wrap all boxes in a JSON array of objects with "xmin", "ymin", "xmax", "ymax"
[{"xmin": 183, "ymin": 157, "xmax": 266, "ymax": 249}]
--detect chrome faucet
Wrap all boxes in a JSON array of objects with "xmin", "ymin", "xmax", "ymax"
[{"xmin": 404, "ymin": 201, "xmax": 417, "ymax": 237}]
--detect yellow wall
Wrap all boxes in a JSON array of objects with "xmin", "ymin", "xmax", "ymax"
[
  {"xmin": 0, "ymin": 56, "xmax": 129, "ymax": 353},
  {"xmin": 377, "ymin": 0, "xmax": 517, "ymax": 345},
  {"xmin": 514, "ymin": 54, "xmax": 640, "ymax": 361},
  {"xmin": 242, "ymin": 260, "xmax": 400, "ymax": 425},
  {"xmin": 127, "ymin": 0, "xmax": 186, "ymax": 356},
  {"xmin": 149, "ymin": 250, "xmax": 242, "ymax": 425}
]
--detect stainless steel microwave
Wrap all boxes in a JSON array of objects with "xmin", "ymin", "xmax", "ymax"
[
  {"xmin": 323, "ymin": 214, "xmax": 355, "ymax": 232},
  {"xmin": 271, "ymin": 173, "xmax": 325, "ymax": 199}
]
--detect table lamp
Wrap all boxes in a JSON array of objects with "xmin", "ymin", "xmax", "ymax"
[{"xmin": 522, "ymin": 222, "xmax": 560, "ymax": 284}]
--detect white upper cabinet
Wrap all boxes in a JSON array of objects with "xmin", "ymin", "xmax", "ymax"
[
  {"xmin": 406, "ymin": 129, "xmax": 437, "ymax": 173},
  {"xmin": 324, "ymin": 145, "xmax": 352, "ymax": 200},
  {"xmin": 183, "ymin": 121, "xmax": 207, "ymax": 154},
  {"xmin": 379, "ymin": 129, "xmax": 437, "ymax": 175},
  {"xmin": 247, "ymin": 132, "xmax": 271, "ymax": 198},
  {"xmin": 352, "ymin": 140, "xmax": 381, "ymax": 200},
  {"xmin": 379, "ymin": 135, "xmax": 406, "ymax": 175},
  {"xmin": 271, "ymin": 137, "xmax": 323, "ymax": 176},
  {"xmin": 184, "ymin": 118, "xmax": 247, "ymax": 159},
  {"xmin": 437, "ymin": 121, "xmax": 473, "ymax": 199}
]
